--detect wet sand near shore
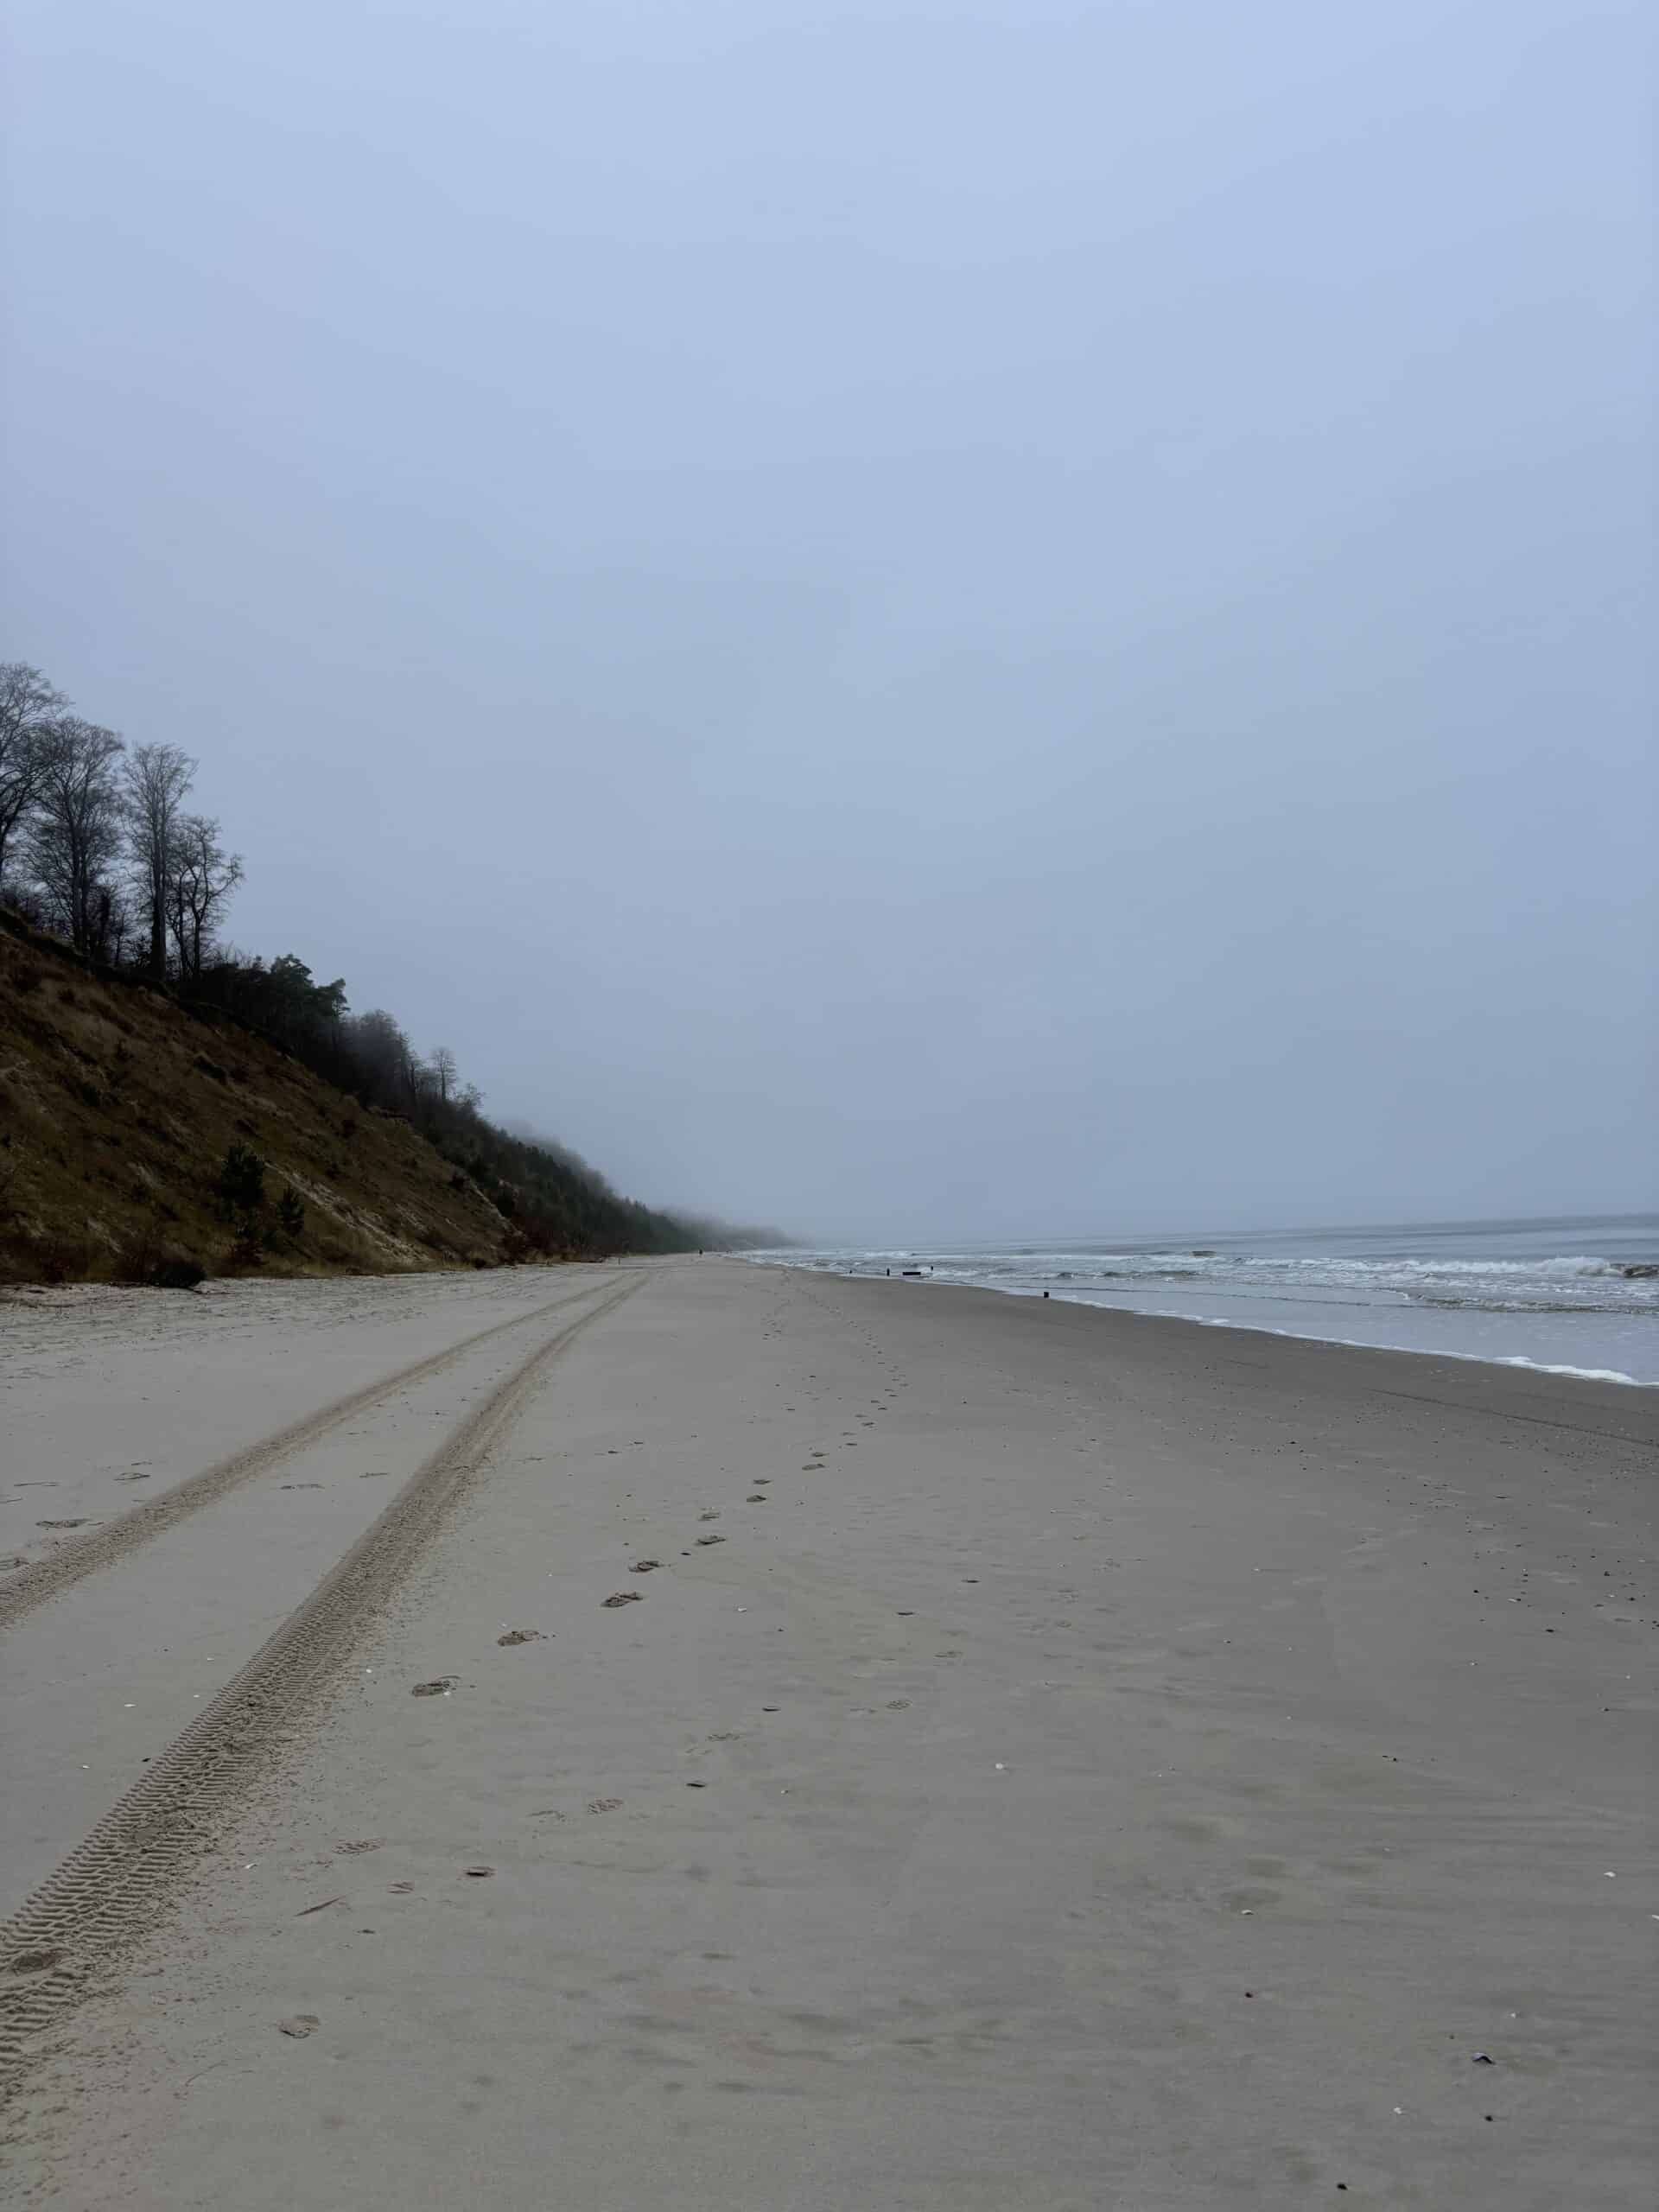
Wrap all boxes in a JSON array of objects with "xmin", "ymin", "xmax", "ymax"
[{"xmin": 3, "ymin": 1259, "xmax": 1655, "ymax": 2208}]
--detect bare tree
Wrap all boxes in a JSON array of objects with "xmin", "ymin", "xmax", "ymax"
[
  {"xmin": 167, "ymin": 815, "xmax": 243, "ymax": 980},
  {"xmin": 124, "ymin": 741, "xmax": 196, "ymax": 982},
  {"xmin": 0, "ymin": 663, "xmax": 68, "ymax": 888},
  {"xmin": 102, "ymin": 887, "xmax": 136, "ymax": 967},
  {"xmin": 429, "ymin": 1045, "xmax": 459, "ymax": 1103},
  {"xmin": 27, "ymin": 717, "xmax": 127, "ymax": 956}
]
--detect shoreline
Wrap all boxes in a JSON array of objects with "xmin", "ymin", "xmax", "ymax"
[{"xmin": 749, "ymin": 1254, "xmax": 1659, "ymax": 1389}]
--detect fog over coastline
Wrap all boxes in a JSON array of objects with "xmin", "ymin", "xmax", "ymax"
[{"xmin": 4, "ymin": 0, "xmax": 1652, "ymax": 1239}]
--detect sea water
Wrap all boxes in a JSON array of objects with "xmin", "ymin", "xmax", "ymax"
[{"xmin": 747, "ymin": 1215, "xmax": 1659, "ymax": 1384}]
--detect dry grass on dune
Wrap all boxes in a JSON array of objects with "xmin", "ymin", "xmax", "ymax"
[{"xmin": 0, "ymin": 918, "xmax": 510, "ymax": 1283}]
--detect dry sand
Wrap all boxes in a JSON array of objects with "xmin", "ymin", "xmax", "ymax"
[{"xmin": 2, "ymin": 1258, "xmax": 1655, "ymax": 2208}]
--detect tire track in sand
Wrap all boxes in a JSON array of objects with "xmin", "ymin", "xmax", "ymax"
[
  {"xmin": 0, "ymin": 1269, "xmax": 641, "ymax": 2082},
  {"xmin": 0, "ymin": 1275, "xmax": 613, "ymax": 1631}
]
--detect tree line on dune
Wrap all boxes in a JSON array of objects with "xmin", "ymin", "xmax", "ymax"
[
  {"xmin": 0, "ymin": 661, "xmax": 777, "ymax": 1260},
  {"xmin": 1, "ymin": 663, "xmax": 239, "ymax": 977}
]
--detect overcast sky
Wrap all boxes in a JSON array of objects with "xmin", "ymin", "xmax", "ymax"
[{"xmin": 3, "ymin": 0, "xmax": 1653, "ymax": 1240}]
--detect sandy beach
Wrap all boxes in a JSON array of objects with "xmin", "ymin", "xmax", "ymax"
[{"xmin": 3, "ymin": 1257, "xmax": 1655, "ymax": 2208}]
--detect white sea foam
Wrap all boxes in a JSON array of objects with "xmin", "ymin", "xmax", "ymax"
[{"xmin": 1492, "ymin": 1357, "xmax": 1643, "ymax": 1383}]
